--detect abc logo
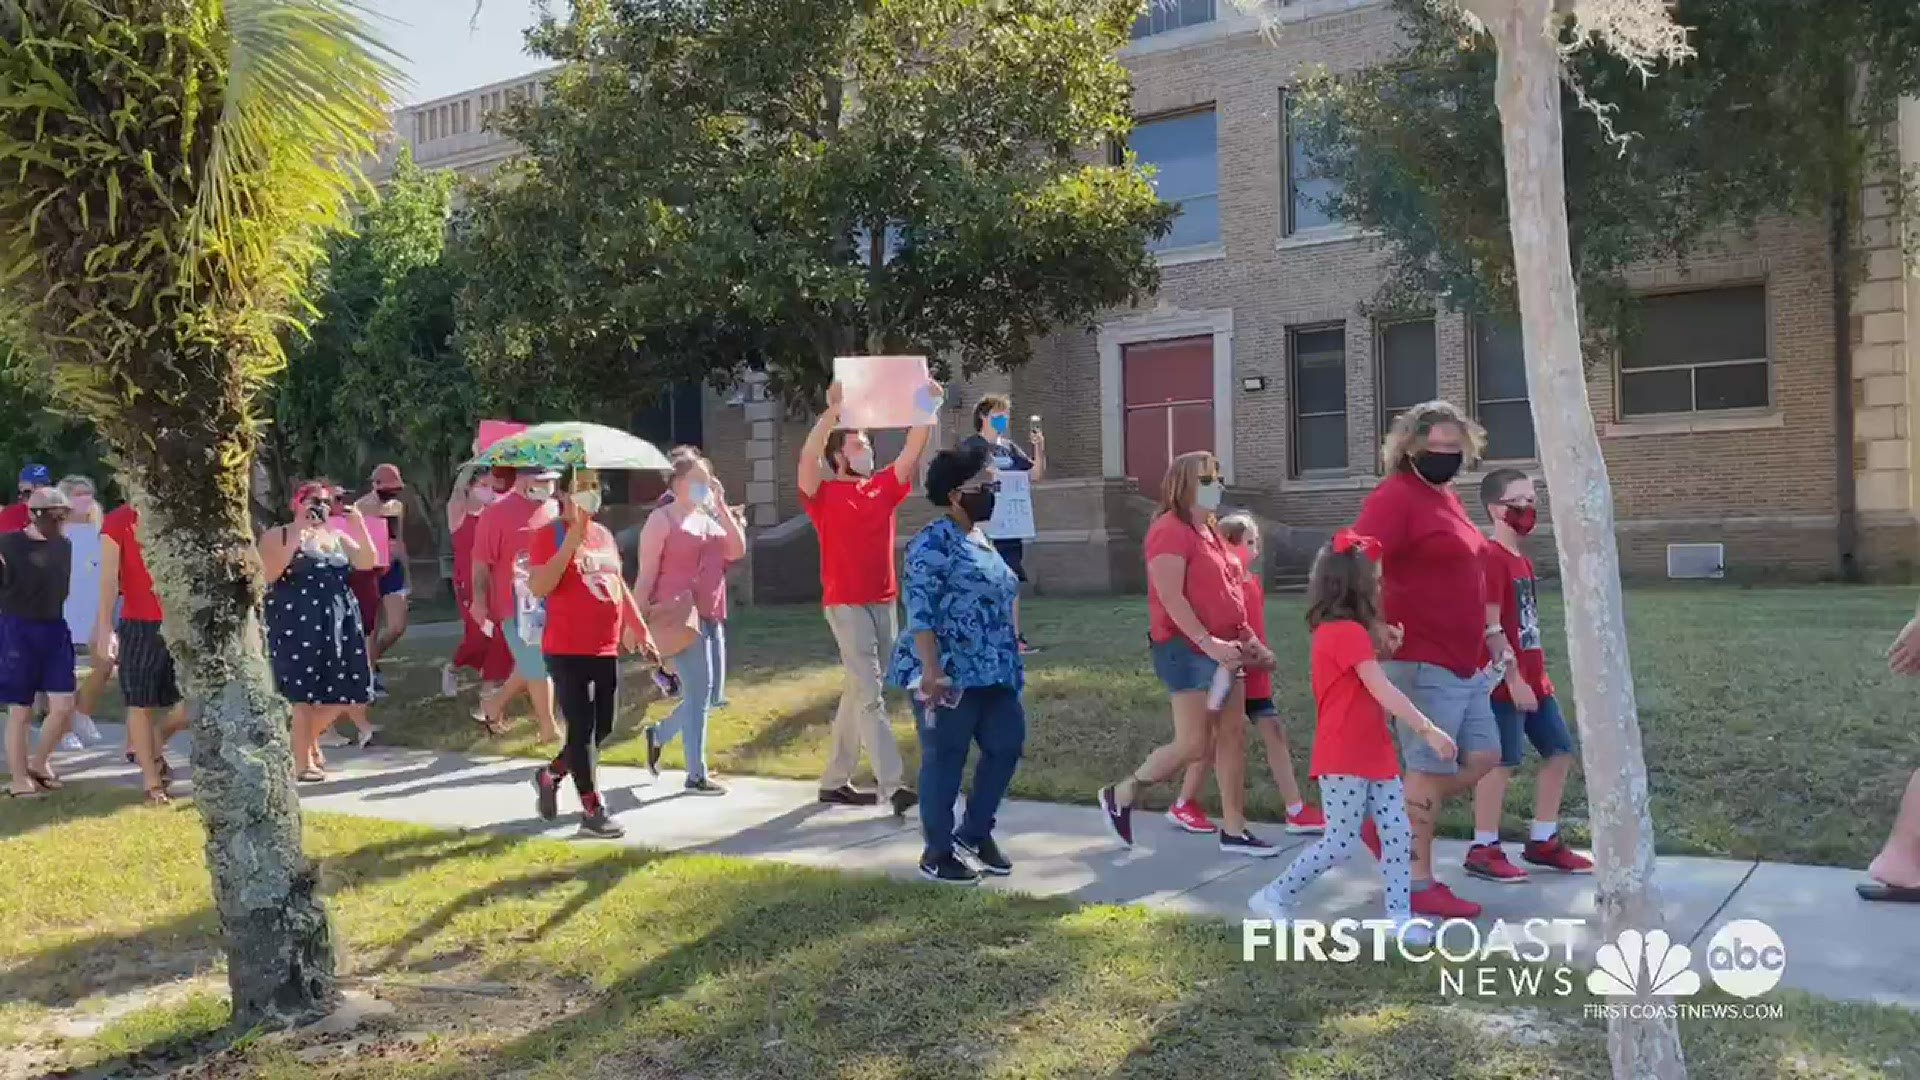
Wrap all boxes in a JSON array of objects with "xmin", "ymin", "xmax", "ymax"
[{"xmin": 1705, "ymin": 919, "xmax": 1786, "ymax": 998}]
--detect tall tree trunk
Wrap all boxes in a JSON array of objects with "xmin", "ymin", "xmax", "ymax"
[
  {"xmin": 117, "ymin": 389, "xmax": 336, "ymax": 1029},
  {"xmin": 1479, "ymin": 3, "xmax": 1685, "ymax": 1077}
]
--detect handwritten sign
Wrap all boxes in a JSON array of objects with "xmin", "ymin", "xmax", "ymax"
[
  {"xmin": 984, "ymin": 469, "xmax": 1036, "ymax": 541},
  {"xmin": 834, "ymin": 355, "xmax": 941, "ymax": 429},
  {"xmin": 331, "ymin": 515, "xmax": 390, "ymax": 566}
]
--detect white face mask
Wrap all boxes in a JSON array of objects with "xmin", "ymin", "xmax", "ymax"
[
  {"xmin": 1195, "ymin": 482, "xmax": 1223, "ymax": 512},
  {"xmin": 525, "ymin": 482, "xmax": 555, "ymax": 502},
  {"xmin": 846, "ymin": 450, "xmax": 875, "ymax": 476},
  {"xmin": 572, "ymin": 489, "xmax": 603, "ymax": 515},
  {"xmin": 472, "ymin": 486, "xmax": 500, "ymax": 507}
]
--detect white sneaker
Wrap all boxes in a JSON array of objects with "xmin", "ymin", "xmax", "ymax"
[
  {"xmin": 1246, "ymin": 888, "xmax": 1291, "ymax": 925},
  {"xmin": 72, "ymin": 713, "xmax": 103, "ymax": 745},
  {"xmin": 439, "ymin": 665, "xmax": 459, "ymax": 699},
  {"xmin": 58, "ymin": 732, "xmax": 84, "ymax": 752},
  {"xmin": 317, "ymin": 732, "xmax": 352, "ymax": 749}
]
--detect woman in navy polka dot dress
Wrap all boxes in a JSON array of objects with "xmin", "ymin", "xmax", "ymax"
[{"xmin": 261, "ymin": 480, "xmax": 381, "ymax": 782}]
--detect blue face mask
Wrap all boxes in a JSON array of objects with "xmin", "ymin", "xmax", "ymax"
[
  {"xmin": 989, "ymin": 414, "xmax": 1009, "ymax": 436},
  {"xmin": 688, "ymin": 482, "xmax": 712, "ymax": 506}
]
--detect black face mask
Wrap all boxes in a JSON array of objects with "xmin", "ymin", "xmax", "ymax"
[
  {"xmin": 376, "ymin": 486, "xmax": 402, "ymax": 501},
  {"xmin": 1413, "ymin": 451, "xmax": 1464, "ymax": 485},
  {"xmin": 957, "ymin": 490, "xmax": 996, "ymax": 525}
]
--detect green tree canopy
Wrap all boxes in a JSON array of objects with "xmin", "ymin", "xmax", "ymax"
[
  {"xmin": 456, "ymin": 0, "xmax": 1173, "ymax": 406},
  {"xmin": 1294, "ymin": 0, "xmax": 1920, "ymax": 340}
]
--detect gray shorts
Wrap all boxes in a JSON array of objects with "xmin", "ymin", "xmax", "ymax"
[{"xmin": 1381, "ymin": 660, "xmax": 1501, "ymax": 775}]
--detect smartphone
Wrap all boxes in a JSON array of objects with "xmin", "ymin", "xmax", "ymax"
[
  {"xmin": 1028, "ymin": 414, "xmax": 1042, "ymax": 439},
  {"xmin": 652, "ymin": 668, "xmax": 682, "ymax": 698}
]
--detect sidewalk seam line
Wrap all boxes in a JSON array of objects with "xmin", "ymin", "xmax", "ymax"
[{"xmin": 1687, "ymin": 858, "xmax": 1761, "ymax": 948}]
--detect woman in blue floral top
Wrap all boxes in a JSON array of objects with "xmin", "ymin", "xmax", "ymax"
[{"xmin": 888, "ymin": 444, "xmax": 1025, "ymax": 885}]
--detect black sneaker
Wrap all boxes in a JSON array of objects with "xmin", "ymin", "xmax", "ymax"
[
  {"xmin": 685, "ymin": 777, "xmax": 727, "ymax": 796},
  {"xmin": 1219, "ymin": 828, "xmax": 1281, "ymax": 858},
  {"xmin": 819, "ymin": 784, "xmax": 879, "ymax": 807},
  {"xmin": 532, "ymin": 768, "xmax": 558, "ymax": 821},
  {"xmin": 1098, "ymin": 785, "xmax": 1134, "ymax": 846},
  {"xmin": 889, "ymin": 788, "xmax": 919, "ymax": 818},
  {"xmin": 953, "ymin": 835, "xmax": 1012, "ymax": 876},
  {"xmin": 918, "ymin": 852, "xmax": 980, "ymax": 885},
  {"xmin": 644, "ymin": 724, "xmax": 662, "ymax": 777},
  {"xmin": 577, "ymin": 811, "xmax": 625, "ymax": 839}
]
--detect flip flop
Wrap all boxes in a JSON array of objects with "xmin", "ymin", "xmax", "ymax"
[
  {"xmin": 8, "ymin": 788, "xmax": 44, "ymax": 800},
  {"xmin": 26, "ymin": 769, "xmax": 63, "ymax": 791},
  {"xmin": 469, "ymin": 710, "xmax": 508, "ymax": 737},
  {"xmin": 1856, "ymin": 881, "xmax": 1920, "ymax": 903}
]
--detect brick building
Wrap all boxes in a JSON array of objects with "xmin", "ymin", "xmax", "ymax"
[{"xmin": 385, "ymin": 1, "xmax": 1920, "ymax": 600}]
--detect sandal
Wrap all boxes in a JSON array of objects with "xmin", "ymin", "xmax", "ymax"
[
  {"xmin": 296, "ymin": 768, "xmax": 327, "ymax": 784},
  {"xmin": 469, "ymin": 709, "xmax": 509, "ymax": 737},
  {"xmin": 158, "ymin": 757, "xmax": 174, "ymax": 783},
  {"xmin": 8, "ymin": 787, "xmax": 44, "ymax": 800},
  {"xmin": 1857, "ymin": 881, "xmax": 1920, "ymax": 904},
  {"xmin": 144, "ymin": 786, "xmax": 172, "ymax": 807},
  {"xmin": 26, "ymin": 768, "xmax": 63, "ymax": 791}
]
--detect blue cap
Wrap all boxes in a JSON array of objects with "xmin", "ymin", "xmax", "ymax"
[{"xmin": 18, "ymin": 464, "xmax": 51, "ymax": 488}]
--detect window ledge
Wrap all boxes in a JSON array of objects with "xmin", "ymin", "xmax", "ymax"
[
  {"xmin": 1278, "ymin": 472, "xmax": 1378, "ymax": 493},
  {"xmin": 1600, "ymin": 410, "xmax": 1784, "ymax": 439},
  {"xmin": 1275, "ymin": 226, "xmax": 1370, "ymax": 251},
  {"xmin": 1155, "ymin": 243, "xmax": 1227, "ymax": 267}
]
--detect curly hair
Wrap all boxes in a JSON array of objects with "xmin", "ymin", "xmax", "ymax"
[{"xmin": 1379, "ymin": 399, "xmax": 1486, "ymax": 475}]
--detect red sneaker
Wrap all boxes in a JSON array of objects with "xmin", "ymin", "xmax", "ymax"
[
  {"xmin": 1165, "ymin": 799, "xmax": 1217, "ymax": 835},
  {"xmin": 1285, "ymin": 804, "xmax": 1327, "ymax": 834},
  {"xmin": 1463, "ymin": 843, "xmax": 1530, "ymax": 884},
  {"xmin": 1411, "ymin": 882, "xmax": 1483, "ymax": 919},
  {"xmin": 1523, "ymin": 835, "xmax": 1595, "ymax": 874},
  {"xmin": 1361, "ymin": 818, "xmax": 1382, "ymax": 861}
]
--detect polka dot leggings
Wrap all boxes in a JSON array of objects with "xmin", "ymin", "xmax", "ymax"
[{"xmin": 1259, "ymin": 775, "xmax": 1413, "ymax": 919}]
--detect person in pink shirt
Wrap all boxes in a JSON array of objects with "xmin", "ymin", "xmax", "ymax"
[{"xmin": 470, "ymin": 467, "xmax": 562, "ymax": 743}]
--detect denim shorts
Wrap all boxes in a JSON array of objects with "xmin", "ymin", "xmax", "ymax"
[
  {"xmin": 503, "ymin": 618, "xmax": 549, "ymax": 681},
  {"xmin": 1492, "ymin": 693, "xmax": 1576, "ymax": 769},
  {"xmin": 1150, "ymin": 638, "xmax": 1219, "ymax": 694},
  {"xmin": 1380, "ymin": 660, "xmax": 1501, "ymax": 775}
]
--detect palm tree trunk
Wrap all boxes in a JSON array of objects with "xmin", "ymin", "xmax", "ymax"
[
  {"xmin": 1477, "ymin": 2, "xmax": 1686, "ymax": 1076},
  {"xmin": 118, "ymin": 398, "xmax": 335, "ymax": 1028}
]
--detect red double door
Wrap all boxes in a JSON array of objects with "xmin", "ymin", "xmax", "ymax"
[{"xmin": 1122, "ymin": 336, "xmax": 1214, "ymax": 494}]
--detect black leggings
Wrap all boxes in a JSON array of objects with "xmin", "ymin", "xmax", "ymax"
[{"xmin": 546, "ymin": 653, "xmax": 619, "ymax": 798}]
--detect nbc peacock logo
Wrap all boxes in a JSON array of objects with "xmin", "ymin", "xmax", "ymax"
[{"xmin": 1585, "ymin": 929, "xmax": 1703, "ymax": 997}]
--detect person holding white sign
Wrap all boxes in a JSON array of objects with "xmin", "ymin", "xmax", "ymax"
[
  {"xmin": 798, "ymin": 376, "xmax": 940, "ymax": 816},
  {"xmin": 959, "ymin": 395, "xmax": 1044, "ymax": 654}
]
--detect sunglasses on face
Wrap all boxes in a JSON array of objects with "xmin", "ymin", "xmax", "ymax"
[
  {"xmin": 1198, "ymin": 476, "xmax": 1221, "ymax": 486},
  {"xmin": 958, "ymin": 480, "xmax": 1001, "ymax": 495}
]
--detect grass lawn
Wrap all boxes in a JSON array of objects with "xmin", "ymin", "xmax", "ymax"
[
  {"xmin": 4, "ymin": 789, "xmax": 1917, "ymax": 1079},
  {"xmin": 375, "ymin": 585, "xmax": 1920, "ymax": 869}
]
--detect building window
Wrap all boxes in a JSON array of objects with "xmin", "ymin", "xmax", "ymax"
[
  {"xmin": 1472, "ymin": 318, "xmax": 1536, "ymax": 460},
  {"xmin": 1132, "ymin": 0, "xmax": 1215, "ymax": 39},
  {"xmin": 1376, "ymin": 319, "xmax": 1436, "ymax": 443},
  {"xmin": 1291, "ymin": 325, "xmax": 1348, "ymax": 474},
  {"xmin": 1282, "ymin": 90, "xmax": 1342, "ymax": 234},
  {"xmin": 1118, "ymin": 109, "xmax": 1220, "ymax": 252},
  {"xmin": 1620, "ymin": 285, "xmax": 1769, "ymax": 418}
]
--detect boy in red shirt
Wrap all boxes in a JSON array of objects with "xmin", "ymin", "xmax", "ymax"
[
  {"xmin": 1247, "ymin": 530, "xmax": 1454, "ymax": 942},
  {"xmin": 1465, "ymin": 469, "xmax": 1594, "ymax": 881}
]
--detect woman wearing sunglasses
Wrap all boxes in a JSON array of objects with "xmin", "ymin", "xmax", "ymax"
[
  {"xmin": 1098, "ymin": 450, "xmax": 1278, "ymax": 857},
  {"xmin": 888, "ymin": 444, "xmax": 1025, "ymax": 884}
]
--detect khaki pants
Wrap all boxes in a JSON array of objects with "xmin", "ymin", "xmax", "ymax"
[{"xmin": 821, "ymin": 603, "xmax": 905, "ymax": 794}]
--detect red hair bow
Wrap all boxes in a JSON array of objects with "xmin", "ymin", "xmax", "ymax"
[{"xmin": 1332, "ymin": 528, "xmax": 1382, "ymax": 562}]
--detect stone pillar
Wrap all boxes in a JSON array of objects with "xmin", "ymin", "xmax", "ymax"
[
  {"xmin": 740, "ymin": 373, "xmax": 776, "ymax": 606},
  {"xmin": 1856, "ymin": 108, "xmax": 1919, "ymax": 530}
]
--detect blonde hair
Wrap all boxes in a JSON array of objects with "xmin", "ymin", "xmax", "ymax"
[
  {"xmin": 57, "ymin": 474, "xmax": 95, "ymax": 498},
  {"xmin": 1379, "ymin": 400, "xmax": 1486, "ymax": 475},
  {"xmin": 1217, "ymin": 511, "xmax": 1258, "ymax": 546},
  {"xmin": 1159, "ymin": 450, "xmax": 1219, "ymax": 527}
]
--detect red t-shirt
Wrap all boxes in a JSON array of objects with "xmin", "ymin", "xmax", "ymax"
[
  {"xmin": 1353, "ymin": 471, "xmax": 1488, "ymax": 678},
  {"xmin": 1241, "ymin": 572, "xmax": 1273, "ymax": 700},
  {"xmin": 1308, "ymin": 620, "xmax": 1399, "ymax": 780},
  {"xmin": 1482, "ymin": 542, "xmax": 1554, "ymax": 703},
  {"xmin": 0, "ymin": 503, "xmax": 27, "ymax": 534},
  {"xmin": 471, "ymin": 494, "xmax": 558, "ymax": 622},
  {"xmin": 101, "ymin": 505, "xmax": 164, "ymax": 621},
  {"xmin": 1144, "ymin": 514, "xmax": 1249, "ymax": 647},
  {"xmin": 802, "ymin": 470, "xmax": 910, "ymax": 606},
  {"xmin": 528, "ymin": 521, "xmax": 625, "ymax": 657}
]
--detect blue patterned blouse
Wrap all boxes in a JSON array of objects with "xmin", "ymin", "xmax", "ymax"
[{"xmin": 887, "ymin": 515, "xmax": 1023, "ymax": 692}]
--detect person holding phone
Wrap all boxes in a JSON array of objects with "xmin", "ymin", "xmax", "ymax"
[
  {"xmin": 958, "ymin": 396, "xmax": 1045, "ymax": 654},
  {"xmin": 528, "ymin": 468, "xmax": 658, "ymax": 839},
  {"xmin": 260, "ymin": 479, "xmax": 380, "ymax": 782},
  {"xmin": 888, "ymin": 444, "xmax": 1025, "ymax": 884}
]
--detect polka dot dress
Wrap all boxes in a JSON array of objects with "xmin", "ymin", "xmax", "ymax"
[{"xmin": 265, "ymin": 542, "xmax": 373, "ymax": 706}]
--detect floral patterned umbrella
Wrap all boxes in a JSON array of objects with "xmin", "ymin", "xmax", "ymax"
[{"xmin": 466, "ymin": 422, "xmax": 672, "ymax": 472}]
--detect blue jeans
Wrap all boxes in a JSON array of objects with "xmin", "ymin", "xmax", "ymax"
[
  {"xmin": 656, "ymin": 619, "xmax": 724, "ymax": 782},
  {"xmin": 709, "ymin": 620, "xmax": 727, "ymax": 705},
  {"xmin": 913, "ymin": 685, "xmax": 1026, "ymax": 862},
  {"xmin": 1492, "ymin": 693, "xmax": 1576, "ymax": 769}
]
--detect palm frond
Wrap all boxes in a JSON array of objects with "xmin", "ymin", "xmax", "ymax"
[{"xmin": 187, "ymin": 0, "xmax": 405, "ymax": 300}]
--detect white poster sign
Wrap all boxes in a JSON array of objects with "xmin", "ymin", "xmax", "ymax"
[
  {"xmin": 984, "ymin": 469, "xmax": 1036, "ymax": 542},
  {"xmin": 63, "ymin": 523, "xmax": 102, "ymax": 646},
  {"xmin": 834, "ymin": 355, "xmax": 941, "ymax": 429}
]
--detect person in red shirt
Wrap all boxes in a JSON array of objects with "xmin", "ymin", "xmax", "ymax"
[
  {"xmin": 441, "ymin": 468, "xmax": 512, "ymax": 706},
  {"xmin": 0, "ymin": 464, "xmax": 52, "ymax": 534},
  {"xmin": 1168, "ymin": 512, "xmax": 1325, "ymax": 836},
  {"xmin": 1351, "ymin": 400, "xmax": 1508, "ymax": 919},
  {"xmin": 95, "ymin": 503, "xmax": 189, "ymax": 803},
  {"xmin": 1246, "ymin": 530, "xmax": 1455, "ymax": 943},
  {"xmin": 1097, "ymin": 451, "xmax": 1279, "ymax": 857},
  {"xmin": 471, "ymin": 467, "xmax": 562, "ymax": 743},
  {"xmin": 527, "ymin": 469, "xmax": 657, "ymax": 839},
  {"xmin": 1464, "ymin": 469, "xmax": 1594, "ymax": 882},
  {"xmin": 797, "ymin": 379, "xmax": 938, "ymax": 815}
]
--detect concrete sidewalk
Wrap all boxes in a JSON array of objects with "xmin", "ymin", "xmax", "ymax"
[{"xmin": 58, "ymin": 727, "xmax": 1920, "ymax": 1010}]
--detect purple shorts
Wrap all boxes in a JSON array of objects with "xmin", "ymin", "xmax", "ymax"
[{"xmin": 0, "ymin": 615, "xmax": 77, "ymax": 706}]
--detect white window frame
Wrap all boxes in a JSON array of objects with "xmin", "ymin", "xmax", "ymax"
[
  {"xmin": 1098, "ymin": 308, "xmax": 1236, "ymax": 485},
  {"xmin": 1118, "ymin": 107, "xmax": 1222, "ymax": 258},
  {"xmin": 1468, "ymin": 316, "xmax": 1537, "ymax": 463},
  {"xmin": 1617, "ymin": 283, "xmax": 1773, "ymax": 421},
  {"xmin": 1289, "ymin": 322, "xmax": 1349, "ymax": 476}
]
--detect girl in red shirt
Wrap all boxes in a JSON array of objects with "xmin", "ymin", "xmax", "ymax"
[{"xmin": 1247, "ymin": 530, "xmax": 1456, "ymax": 942}]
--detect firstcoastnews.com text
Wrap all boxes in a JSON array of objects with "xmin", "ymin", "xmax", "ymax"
[{"xmin": 1584, "ymin": 1003, "xmax": 1785, "ymax": 1021}]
